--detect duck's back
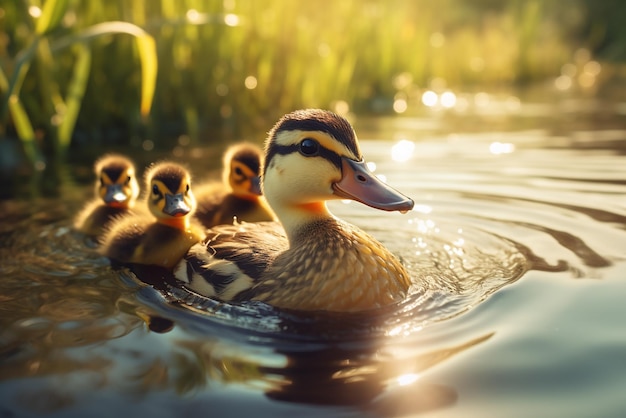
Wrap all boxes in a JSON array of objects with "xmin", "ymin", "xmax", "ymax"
[
  {"xmin": 195, "ymin": 186, "xmax": 274, "ymax": 228},
  {"xmin": 74, "ymin": 202, "xmax": 129, "ymax": 236},
  {"xmin": 100, "ymin": 216, "xmax": 202, "ymax": 269},
  {"xmin": 177, "ymin": 221, "xmax": 288, "ymax": 300},
  {"xmin": 194, "ymin": 183, "xmax": 226, "ymax": 225},
  {"xmin": 248, "ymin": 219, "xmax": 411, "ymax": 311}
]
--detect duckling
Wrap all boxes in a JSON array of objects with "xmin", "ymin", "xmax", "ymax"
[
  {"xmin": 175, "ymin": 109, "xmax": 415, "ymax": 312},
  {"xmin": 74, "ymin": 154, "xmax": 140, "ymax": 237},
  {"xmin": 99, "ymin": 161, "xmax": 204, "ymax": 269},
  {"xmin": 194, "ymin": 143, "xmax": 275, "ymax": 228}
]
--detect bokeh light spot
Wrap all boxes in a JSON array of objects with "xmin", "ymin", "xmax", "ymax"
[
  {"xmin": 224, "ymin": 13, "xmax": 239, "ymax": 26},
  {"xmin": 440, "ymin": 91, "xmax": 456, "ymax": 108},
  {"xmin": 178, "ymin": 135, "xmax": 191, "ymax": 146},
  {"xmin": 28, "ymin": 6, "xmax": 42, "ymax": 18},
  {"xmin": 421, "ymin": 90, "xmax": 438, "ymax": 107},
  {"xmin": 393, "ymin": 98, "xmax": 408, "ymax": 113},
  {"xmin": 392, "ymin": 139, "xmax": 415, "ymax": 162},
  {"xmin": 489, "ymin": 141, "xmax": 515, "ymax": 155},
  {"xmin": 244, "ymin": 76, "xmax": 257, "ymax": 89},
  {"xmin": 332, "ymin": 100, "xmax": 350, "ymax": 115},
  {"xmin": 555, "ymin": 75, "xmax": 572, "ymax": 91},
  {"xmin": 216, "ymin": 84, "xmax": 229, "ymax": 96},
  {"xmin": 142, "ymin": 140, "xmax": 154, "ymax": 151},
  {"xmin": 186, "ymin": 9, "xmax": 201, "ymax": 23}
]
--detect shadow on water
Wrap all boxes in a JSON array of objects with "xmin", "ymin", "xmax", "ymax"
[{"xmin": 1, "ymin": 92, "xmax": 626, "ymax": 417}]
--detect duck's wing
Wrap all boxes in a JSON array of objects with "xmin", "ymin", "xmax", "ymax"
[
  {"xmin": 75, "ymin": 201, "xmax": 128, "ymax": 234},
  {"xmin": 98, "ymin": 214, "xmax": 148, "ymax": 262},
  {"xmin": 174, "ymin": 221, "xmax": 288, "ymax": 300}
]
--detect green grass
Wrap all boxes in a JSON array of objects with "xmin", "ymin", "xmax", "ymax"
[{"xmin": 0, "ymin": 0, "xmax": 612, "ymax": 166}]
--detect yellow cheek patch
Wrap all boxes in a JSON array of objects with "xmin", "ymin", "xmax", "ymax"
[
  {"xmin": 98, "ymin": 172, "xmax": 115, "ymax": 199},
  {"xmin": 230, "ymin": 161, "xmax": 256, "ymax": 183},
  {"xmin": 150, "ymin": 180, "xmax": 168, "ymax": 210}
]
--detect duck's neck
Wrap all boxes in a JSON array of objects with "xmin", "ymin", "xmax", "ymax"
[
  {"xmin": 275, "ymin": 201, "xmax": 334, "ymax": 244},
  {"xmin": 158, "ymin": 216, "xmax": 189, "ymax": 230}
]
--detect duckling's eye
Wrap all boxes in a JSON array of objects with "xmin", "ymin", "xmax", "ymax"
[
  {"xmin": 299, "ymin": 138, "xmax": 319, "ymax": 156},
  {"xmin": 152, "ymin": 184, "xmax": 159, "ymax": 195},
  {"xmin": 185, "ymin": 184, "xmax": 190, "ymax": 193},
  {"xmin": 234, "ymin": 167, "xmax": 244, "ymax": 176},
  {"xmin": 125, "ymin": 176, "xmax": 131, "ymax": 185}
]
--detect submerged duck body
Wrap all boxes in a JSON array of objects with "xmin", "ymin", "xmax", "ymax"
[
  {"xmin": 74, "ymin": 154, "xmax": 140, "ymax": 237},
  {"xmin": 175, "ymin": 109, "xmax": 414, "ymax": 312},
  {"xmin": 99, "ymin": 162, "xmax": 204, "ymax": 269},
  {"xmin": 194, "ymin": 143, "xmax": 275, "ymax": 228}
]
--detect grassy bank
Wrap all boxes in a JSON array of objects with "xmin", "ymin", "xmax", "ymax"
[{"xmin": 0, "ymin": 0, "xmax": 620, "ymax": 167}]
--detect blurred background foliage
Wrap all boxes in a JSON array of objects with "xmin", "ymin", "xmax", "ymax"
[{"xmin": 0, "ymin": 0, "xmax": 625, "ymax": 170}]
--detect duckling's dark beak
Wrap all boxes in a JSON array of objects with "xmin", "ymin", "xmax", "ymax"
[
  {"xmin": 333, "ymin": 158, "xmax": 414, "ymax": 212},
  {"xmin": 249, "ymin": 176, "xmax": 262, "ymax": 195},
  {"xmin": 104, "ymin": 184, "xmax": 128, "ymax": 204},
  {"xmin": 164, "ymin": 193, "xmax": 190, "ymax": 217}
]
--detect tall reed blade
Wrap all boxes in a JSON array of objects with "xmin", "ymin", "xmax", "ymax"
[
  {"xmin": 135, "ymin": 35, "xmax": 157, "ymax": 119},
  {"xmin": 0, "ymin": 61, "xmax": 40, "ymax": 164},
  {"xmin": 35, "ymin": 0, "xmax": 70, "ymax": 35},
  {"xmin": 57, "ymin": 44, "xmax": 91, "ymax": 152}
]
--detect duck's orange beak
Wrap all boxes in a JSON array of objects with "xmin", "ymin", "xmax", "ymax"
[{"xmin": 332, "ymin": 158, "xmax": 414, "ymax": 212}]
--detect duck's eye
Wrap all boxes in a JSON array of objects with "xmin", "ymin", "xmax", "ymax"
[
  {"xmin": 234, "ymin": 167, "xmax": 243, "ymax": 176},
  {"xmin": 185, "ymin": 184, "xmax": 190, "ymax": 193},
  {"xmin": 299, "ymin": 138, "xmax": 319, "ymax": 156},
  {"xmin": 152, "ymin": 184, "xmax": 159, "ymax": 195},
  {"xmin": 125, "ymin": 176, "xmax": 131, "ymax": 185}
]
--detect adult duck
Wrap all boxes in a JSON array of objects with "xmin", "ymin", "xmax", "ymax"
[{"xmin": 175, "ymin": 109, "xmax": 414, "ymax": 312}]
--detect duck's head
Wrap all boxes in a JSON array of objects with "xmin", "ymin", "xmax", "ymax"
[
  {"xmin": 222, "ymin": 143, "xmax": 263, "ymax": 198},
  {"xmin": 145, "ymin": 162, "xmax": 196, "ymax": 227},
  {"xmin": 263, "ymin": 109, "xmax": 414, "ymax": 233},
  {"xmin": 94, "ymin": 154, "xmax": 139, "ymax": 208}
]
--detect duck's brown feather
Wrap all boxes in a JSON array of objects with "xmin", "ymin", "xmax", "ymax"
[
  {"xmin": 178, "ymin": 218, "xmax": 410, "ymax": 311},
  {"xmin": 100, "ymin": 215, "xmax": 203, "ymax": 269},
  {"xmin": 177, "ymin": 221, "xmax": 287, "ymax": 299},
  {"xmin": 242, "ymin": 218, "xmax": 410, "ymax": 311},
  {"xmin": 74, "ymin": 202, "xmax": 130, "ymax": 237}
]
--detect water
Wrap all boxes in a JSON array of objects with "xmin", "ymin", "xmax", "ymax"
[{"xmin": 1, "ymin": 92, "xmax": 626, "ymax": 417}]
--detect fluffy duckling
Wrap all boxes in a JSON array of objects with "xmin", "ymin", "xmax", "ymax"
[
  {"xmin": 194, "ymin": 143, "xmax": 275, "ymax": 228},
  {"xmin": 99, "ymin": 161, "xmax": 204, "ymax": 269},
  {"xmin": 74, "ymin": 154, "xmax": 140, "ymax": 237},
  {"xmin": 175, "ymin": 109, "xmax": 415, "ymax": 312}
]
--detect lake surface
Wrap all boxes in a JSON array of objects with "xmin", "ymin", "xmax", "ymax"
[{"xmin": 1, "ymin": 90, "xmax": 625, "ymax": 417}]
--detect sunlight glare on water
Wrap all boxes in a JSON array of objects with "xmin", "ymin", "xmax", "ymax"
[{"xmin": 391, "ymin": 139, "xmax": 415, "ymax": 162}]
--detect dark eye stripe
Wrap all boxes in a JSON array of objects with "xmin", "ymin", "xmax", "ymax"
[
  {"xmin": 102, "ymin": 167, "xmax": 124, "ymax": 183},
  {"xmin": 265, "ymin": 143, "xmax": 342, "ymax": 175},
  {"xmin": 276, "ymin": 111, "xmax": 360, "ymax": 157}
]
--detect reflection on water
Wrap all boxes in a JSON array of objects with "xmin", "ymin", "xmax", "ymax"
[{"xmin": 1, "ymin": 95, "xmax": 626, "ymax": 417}]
